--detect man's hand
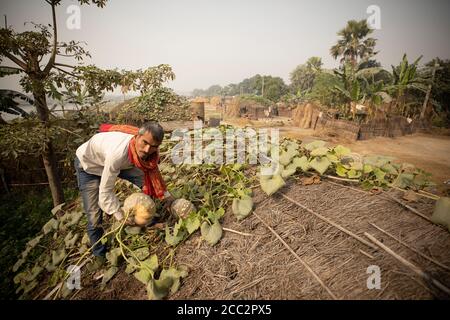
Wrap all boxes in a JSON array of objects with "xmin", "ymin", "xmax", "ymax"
[
  {"xmin": 113, "ymin": 209, "xmax": 124, "ymax": 221},
  {"xmin": 113, "ymin": 208, "xmax": 135, "ymax": 226}
]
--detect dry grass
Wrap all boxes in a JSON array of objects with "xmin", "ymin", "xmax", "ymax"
[
  {"xmin": 170, "ymin": 179, "xmax": 450, "ymax": 300},
  {"xmin": 71, "ymin": 176, "xmax": 450, "ymax": 300}
]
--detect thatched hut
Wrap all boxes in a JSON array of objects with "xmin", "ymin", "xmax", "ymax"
[
  {"xmin": 292, "ymin": 103, "xmax": 321, "ymax": 129},
  {"xmin": 223, "ymin": 97, "xmax": 273, "ymax": 120}
]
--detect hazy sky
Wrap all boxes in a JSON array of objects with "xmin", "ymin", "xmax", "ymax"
[{"xmin": 1, "ymin": 0, "xmax": 449, "ymax": 94}]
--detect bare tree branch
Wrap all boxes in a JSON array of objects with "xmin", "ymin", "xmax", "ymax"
[
  {"xmin": 0, "ymin": 65, "xmax": 24, "ymax": 72},
  {"xmin": 56, "ymin": 53, "xmax": 77, "ymax": 57},
  {"xmin": 54, "ymin": 66, "xmax": 79, "ymax": 78},
  {"xmin": 54, "ymin": 62, "xmax": 76, "ymax": 69},
  {"xmin": 43, "ymin": 2, "xmax": 57, "ymax": 75},
  {"xmin": 2, "ymin": 51, "xmax": 27, "ymax": 71}
]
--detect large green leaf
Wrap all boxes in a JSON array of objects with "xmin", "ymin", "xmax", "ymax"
[
  {"xmin": 207, "ymin": 207, "xmax": 225, "ymax": 223},
  {"xmin": 431, "ymin": 197, "xmax": 450, "ymax": 232},
  {"xmin": 232, "ymin": 195, "xmax": 253, "ymax": 220},
  {"xmin": 309, "ymin": 157, "xmax": 331, "ymax": 175},
  {"xmin": 201, "ymin": 220, "xmax": 223, "ymax": 246},
  {"xmin": 336, "ymin": 163, "xmax": 348, "ymax": 177},
  {"xmin": 64, "ymin": 232, "xmax": 79, "ymax": 249},
  {"xmin": 52, "ymin": 248, "xmax": 66, "ymax": 266},
  {"xmin": 363, "ymin": 164, "xmax": 373, "ymax": 174},
  {"xmin": 134, "ymin": 247, "xmax": 150, "ymax": 261},
  {"xmin": 364, "ymin": 155, "xmax": 393, "ymax": 167},
  {"xmin": 333, "ymin": 145, "xmax": 351, "ymax": 158},
  {"xmin": 105, "ymin": 247, "xmax": 122, "ymax": 266},
  {"xmin": 42, "ymin": 219, "xmax": 59, "ymax": 235},
  {"xmin": 382, "ymin": 163, "xmax": 398, "ymax": 175},
  {"xmin": 279, "ymin": 148, "xmax": 298, "ymax": 166},
  {"xmin": 147, "ymin": 277, "xmax": 173, "ymax": 300},
  {"xmin": 159, "ymin": 266, "xmax": 189, "ymax": 295},
  {"xmin": 184, "ymin": 213, "xmax": 201, "ymax": 234},
  {"xmin": 291, "ymin": 156, "xmax": 309, "ymax": 172},
  {"xmin": 260, "ymin": 174, "xmax": 285, "ymax": 196},
  {"xmin": 373, "ymin": 168, "xmax": 387, "ymax": 183},
  {"xmin": 393, "ymin": 172, "xmax": 414, "ymax": 189},
  {"xmin": 326, "ymin": 153, "xmax": 339, "ymax": 163},
  {"xmin": 347, "ymin": 169, "xmax": 361, "ymax": 179},
  {"xmin": 349, "ymin": 162, "xmax": 363, "ymax": 171},
  {"xmin": 281, "ymin": 165, "xmax": 297, "ymax": 178},
  {"xmin": 134, "ymin": 255, "xmax": 159, "ymax": 284},
  {"xmin": 165, "ymin": 220, "xmax": 186, "ymax": 246},
  {"xmin": 101, "ymin": 266, "xmax": 118, "ymax": 285},
  {"xmin": 125, "ymin": 257, "xmax": 139, "ymax": 274},
  {"xmin": 310, "ymin": 147, "xmax": 329, "ymax": 157},
  {"xmin": 304, "ymin": 140, "xmax": 326, "ymax": 151}
]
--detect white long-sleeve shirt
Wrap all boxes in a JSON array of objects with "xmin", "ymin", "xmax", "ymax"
[{"xmin": 76, "ymin": 131, "xmax": 169, "ymax": 218}]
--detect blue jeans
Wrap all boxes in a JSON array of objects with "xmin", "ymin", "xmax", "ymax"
[{"xmin": 74, "ymin": 156, "xmax": 143, "ymax": 257}]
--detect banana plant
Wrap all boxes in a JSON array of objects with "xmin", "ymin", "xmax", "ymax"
[{"xmin": 386, "ymin": 54, "xmax": 429, "ymax": 115}]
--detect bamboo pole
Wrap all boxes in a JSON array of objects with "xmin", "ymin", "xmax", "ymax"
[
  {"xmin": 369, "ymin": 223, "xmax": 450, "ymax": 272},
  {"xmin": 253, "ymin": 212, "xmax": 338, "ymax": 300},
  {"xmin": 364, "ymin": 232, "xmax": 450, "ymax": 296},
  {"xmin": 280, "ymin": 193, "xmax": 378, "ymax": 250}
]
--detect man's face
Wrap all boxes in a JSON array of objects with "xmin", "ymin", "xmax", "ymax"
[{"xmin": 136, "ymin": 131, "xmax": 161, "ymax": 161}]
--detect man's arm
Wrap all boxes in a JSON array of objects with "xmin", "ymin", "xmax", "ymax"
[{"xmin": 98, "ymin": 155, "xmax": 124, "ymax": 220}]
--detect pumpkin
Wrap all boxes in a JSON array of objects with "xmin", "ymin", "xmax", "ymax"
[
  {"xmin": 123, "ymin": 193, "xmax": 156, "ymax": 226},
  {"xmin": 171, "ymin": 199, "xmax": 196, "ymax": 219}
]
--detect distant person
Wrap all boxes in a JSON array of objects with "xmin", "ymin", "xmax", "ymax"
[{"xmin": 74, "ymin": 121, "xmax": 175, "ymax": 271}]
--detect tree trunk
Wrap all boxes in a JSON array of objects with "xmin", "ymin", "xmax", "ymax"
[
  {"xmin": 42, "ymin": 141, "xmax": 64, "ymax": 206},
  {"xmin": 32, "ymin": 80, "xmax": 65, "ymax": 206}
]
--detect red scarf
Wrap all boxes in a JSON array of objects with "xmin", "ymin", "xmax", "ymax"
[{"xmin": 99, "ymin": 124, "xmax": 167, "ymax": 199}]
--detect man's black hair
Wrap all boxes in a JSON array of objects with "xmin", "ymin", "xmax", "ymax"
[{"xmin": 138, "ymin": 121, "xmax": 164, "ymax": 143}]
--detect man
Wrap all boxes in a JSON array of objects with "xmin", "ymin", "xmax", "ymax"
[{"xmin": 74, "ymin": 121, "xmax": 174, "ymax": 270}]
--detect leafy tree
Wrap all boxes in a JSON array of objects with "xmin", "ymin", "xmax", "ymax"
[
  {"xmin": 330, "ymin": 19, "xmax": 377, "ymax": 68},
  {"xmin": 423, "ymin": 58, "xmax": 450, "ymax": 124},
  {"xmin": 308, "ymin": 72, "xmax": 344, "ymax": 107},
  {"xmin": 261, "ymin": 76, "xmax": 288, "ymax": 102},
  {"xmin": 0, "ymin": 0, "xmax": 175, "ymax": 206},
  {"xmin": 290, "ymin": 57, "xmax": 323, "ymax": 95},
  {"xmin": 194, "ymin": 74, "xmax": 288, "ymax": 102}
]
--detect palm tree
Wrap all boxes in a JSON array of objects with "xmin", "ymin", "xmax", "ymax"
[{"xmin": 330, "ymin": 20, "xmax": 377, "ymax": 68}]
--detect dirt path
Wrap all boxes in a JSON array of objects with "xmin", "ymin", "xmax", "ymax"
[
  {"xmin": 346, "ymin": 134, "xmax": 450, "ymax": 186},
  {"xmin": 284, "ymin": 129, "xmax": 450, "ymax": 194}
]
